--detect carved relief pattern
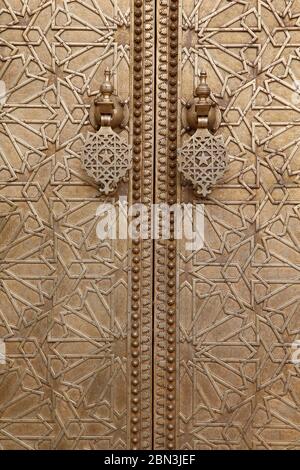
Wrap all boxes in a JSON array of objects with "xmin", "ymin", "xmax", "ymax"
[
  {"xmin": 178, "ymin": 0, "xmax": 300, "ymax": 450},
  {"xmin": 0, "ymin": 0, "xmax": 132, "ymax": 450}
]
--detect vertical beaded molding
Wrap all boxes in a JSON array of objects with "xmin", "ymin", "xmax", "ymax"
[
  {"xmin": 154, "ymin": 0, "xmax": 179, "ymax": 450},
  {"xmin": 129, "ymin": 0, "xmax": 155, "ymax": 450}
]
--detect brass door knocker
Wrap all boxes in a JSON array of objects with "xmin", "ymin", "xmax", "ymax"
[
  {"xmin": 81, "ymin": 69, "xmax": 131, "ymax": 195},
  {"xmin": 179, "ymin": 71, "xmax": 228, "ymax": 197}
]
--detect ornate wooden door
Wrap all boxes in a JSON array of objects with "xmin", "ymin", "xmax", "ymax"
[{"xmin": 1, "ymin": 0, "xmax": 300, "ymax": 451}]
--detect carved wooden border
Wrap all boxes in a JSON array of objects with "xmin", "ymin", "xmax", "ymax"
[
  {"xmin": 154, "ymin": 0, "xmax": 179, "ymax": 450},
  {"xmin": 129, "ymin": 0, "xmax": 155, "ymax": 450}
]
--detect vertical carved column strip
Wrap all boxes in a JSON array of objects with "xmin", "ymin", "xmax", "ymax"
[
  {"xmin": 154, "ymin": 0, "xmax": 179, "ymax": 450},
  {"xmin": 129, "ymin": 0, "xmax": 155, "ymax": 450}
]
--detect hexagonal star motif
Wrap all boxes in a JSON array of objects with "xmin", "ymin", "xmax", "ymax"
[
  {"xmin": 82, "ymin": 127, "xmax": 132, "ymax": 195},
  {"xmin": 178, "ymin": 129, "xmax": 227, "ymax": 197}
]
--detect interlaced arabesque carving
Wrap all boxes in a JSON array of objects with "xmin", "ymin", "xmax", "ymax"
[
  {"xmin": 178, "ymin": 0, "xmax": 300, "ymax": 451},
  {"xmin": 178, "ymin": 129, "xmax": 227, "ymax": 197},
  {"xmin": 0, "ymin": 0, "xmax": 132, "ymax": 450},
  {"xmin": 82, "ymin": 128, "xmax": 132, "ymax": 194}
]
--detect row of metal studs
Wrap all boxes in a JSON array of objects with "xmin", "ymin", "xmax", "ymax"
[
  {"xmin": 130, "ymin": 0, "xmax": 144, "ymax": 450},
  {"xmin": 154, "ymin": 0, "xmax": 179, "ymax": 450},
  {"xmin": 165, "ymin": 0, "xmax": 179, "ymax": 451},
  {"xmin": 139, "ymin": 0, "xmax": 155, "ymax": 449}
]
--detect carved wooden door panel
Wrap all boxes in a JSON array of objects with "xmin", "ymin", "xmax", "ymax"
[{"xmin": 1, "ymin": 0, "xmax": 300, "ymax": 452}]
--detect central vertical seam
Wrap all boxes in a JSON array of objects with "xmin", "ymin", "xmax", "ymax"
[{"xmin": 151, "ymin": 0, "xmax": 158, "ymax": 451}]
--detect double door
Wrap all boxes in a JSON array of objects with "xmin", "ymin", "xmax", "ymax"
[{"xmin": 1, "ymin": 0, "xmax": 300, "ymax": 450}]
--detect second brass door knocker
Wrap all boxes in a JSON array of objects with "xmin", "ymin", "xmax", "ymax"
[{"xmin": 179, "ymin": 71, "xmax": 228, "ymax": 197}]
